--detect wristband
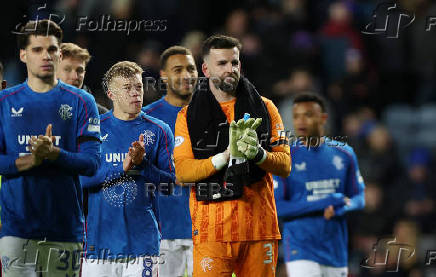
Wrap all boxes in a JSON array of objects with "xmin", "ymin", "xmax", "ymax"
[
  {"xmin": 253, "ymin": 147, "xmax": 267, "ymax": 164},
  {"xmin": 211, "ymin": 152, "xmax": 228, "ymax": 170}
]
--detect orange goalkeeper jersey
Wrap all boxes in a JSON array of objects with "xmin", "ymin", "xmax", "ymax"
[{"xmin": 174, "ymin": 96, "xmax": 291, "ymax": 244}]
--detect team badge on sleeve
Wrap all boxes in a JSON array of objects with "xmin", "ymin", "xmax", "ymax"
[
  {"xmin": 88, "ymin": 117, "xmax": 101, "ymax": 132},
  {"xmin": 175, "ymin": 136, "xmax": 184, "ymax": 147}
]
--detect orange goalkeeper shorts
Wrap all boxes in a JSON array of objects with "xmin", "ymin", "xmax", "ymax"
[{"xmin": 193, "ymin": 240, "xmax": 278, "ymax": 277}]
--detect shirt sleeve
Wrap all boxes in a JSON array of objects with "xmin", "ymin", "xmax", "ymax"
[
  {"xmin": 76, "ymin": 92, "xmax": 101, "ymax": 140},
  {"xmin": 139, "ymin": 122, "xmax": 176, "ymax": 191},
  {"xmin": 335, "ymin": 147, "xmax": 365, "ymax": 216},
  {"xmin": 51, "ymin": 92, "xmax": 101, "ymax": 176},
  {"xmin": 174, "ymin": 107, "xmax": 217, "ymax": 183},
  {"xmin": 54, "ymin": 140, "xmax": 101, "ymax": 176},
  {"xmin": 274, "ymin": 175, "xmax": 346, "ymax": 219},
  {"xmin": 0, "ymin": 119, "xmax": 18, "ymax": 176},
  {"xmin": 79, "ymin": 159, "xmax": 124, "ymax": 188},
  {"xmin": 258, "ymin": 97, "xmax": 291, "ymax": 177}
]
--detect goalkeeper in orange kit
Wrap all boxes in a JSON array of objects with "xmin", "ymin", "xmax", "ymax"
[{"xmin": 174, "ymin": 34, "xmax": 291, "ymax": 276}]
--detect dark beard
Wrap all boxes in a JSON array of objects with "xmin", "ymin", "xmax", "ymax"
[{"xmin": 213, "ymin": 75, "xmax": 240, "ymax": 95}]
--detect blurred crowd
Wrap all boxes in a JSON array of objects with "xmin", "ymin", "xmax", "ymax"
[{"xmin": 1, "ymin": 0, "xmax": 436, "ymax": 276}]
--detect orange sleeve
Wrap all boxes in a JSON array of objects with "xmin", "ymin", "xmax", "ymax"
[
  {"xmin": 174, "ymin": 106, "xmax": 217, "ymax": 183},
  {"xmin": 258, "ymin": 97, "xmax": 291, "ymax": 177}
]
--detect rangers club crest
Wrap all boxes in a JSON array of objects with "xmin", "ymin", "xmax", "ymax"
[
  {"xmin": 59, "ymin": 104, "xmax": 73, "ymax": 120},
  {"xmin": 142, "ymin": 130, "xmax": 155, "ymax": 146},
  {"xmin": 200, "ymin": 257, "xmax": 213, "ymax": 272}
]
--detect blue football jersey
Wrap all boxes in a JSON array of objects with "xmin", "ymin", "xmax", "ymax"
[
  {"xmin": 143, "ymin": 97, "xmax": 192, "ymax": 239},
  {"xmin": 274, "ymin": 141, "xmax": 365, "ymax": 267},
  {"xmin": 80, "ymin": 111, "xmax": 175, "ymax": 258},
  {"xmin": 0, "ymin": 80, "xmax": 100, "ymax": 242}
]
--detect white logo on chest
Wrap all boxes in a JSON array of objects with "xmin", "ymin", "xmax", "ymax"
[
  {"xmin": 295, "ymin": 162, "xmax": 306, "ymax": 171},
  {"xmin": 11, "ymin": 107, "xmax": 23, "ymax": 117}
]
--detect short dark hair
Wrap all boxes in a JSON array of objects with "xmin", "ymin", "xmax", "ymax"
[
  {"xmin": 160, "ymin": 46, "xmax": 193, "ymax": 69},
  {"xmin": 17, "ymin": 19, "xmax": 63, "ymax": 50},
  {"xmin": 293, "ymin": 93, "xmax": 327, "ymax": 112},
  {"xmin": 202, "ymin": 35, "xmax": 242, "ymax": 58}
]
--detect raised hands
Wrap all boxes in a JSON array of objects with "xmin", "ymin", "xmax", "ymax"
[
  {"xmin": 123, "ymin": 134, "xmax": 146, "ymax": 172},
  {"xmin": 29, "ymin": 124, "xmax": 59, "ymax": 164},
  {"xmin": 229, "ymin": 117, "xmax": 262, "ymax": 160}
]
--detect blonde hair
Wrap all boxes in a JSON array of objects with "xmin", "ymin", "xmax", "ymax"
[
  {"xmin": 102, "ymin": 61, "xmax": 143, "ymax": 92},
  {"xmin": 60, "ymin": 43, "xmax": 91, "ymax": 65}
]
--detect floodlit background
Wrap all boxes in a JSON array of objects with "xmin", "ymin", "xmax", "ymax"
[{"xmin": 1, "ymin": 0, "xmax": 436, "ymax": 276}]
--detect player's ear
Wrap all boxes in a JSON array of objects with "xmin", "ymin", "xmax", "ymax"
[
  {"xmin": 19, "ymin": 49, "xmax": 26, "ymax": 63},
  {"xmin": 321, "ymin": 112, "xmax": 328, "ymax": 124},
  {"xmin": 107, "ymin": 90, "xmax": 114, "ymax": 101},
  {"xmin": 160, "ymin": 70, "xmax": 168, "ymax": 83},
  {"xmin": 202, "ymin": 62, "xmax": 210, "ymax": 78}
]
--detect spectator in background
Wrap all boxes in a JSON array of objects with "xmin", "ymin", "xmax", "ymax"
[
  {"xmin": 57, "ymin": 42, "xmax": 109, "ymax": 114},
  {"xmin": 0, "ymin": 61, "xmax": 6, "ymax": 89},
  {"xmin": 319, "ymin": 1, "xmax": 363, "ymax": 83},
  {"xmin": 389, "ymin": 148, "xmax": 436, "ymax": 233},
  {"xmin": 348, "ymin": 182, "xmax": 392, "ymax": 276},
  {"xmin": 136, "ymin": 40, "xmax": 163, "ymax": 104},
  {"xmin": 358, "ymin": 124, "xmax": 402, "ymax": 189},
  {"xmin": 181, "ymin": 31, "xmax": 206, "ymax": 68},
  {"xmin": 328, "ymin": 49, "xmax": 377, "ymax": 130},
  {"xmin": 273, "ymin": 68, "xmax": 317, "ymax": 132},
  {"xmin": 224, "ymin": 9, "xmax": 248, "ymax": 40}
]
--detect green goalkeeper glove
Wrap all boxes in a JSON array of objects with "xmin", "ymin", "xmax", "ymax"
[
  {"xmin": 236, "ymin": 118, "xmax": 266, "ymax": 162},
  {"xmin": 229, "ymin": 118, "xmax": 247, "ymax": 159}
]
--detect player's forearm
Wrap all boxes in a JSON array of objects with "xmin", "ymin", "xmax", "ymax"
[
  {"xmin": 175, "ymin": 157, "xmax": 217, "ymax": 183},
  {"xmin": 335, "ymin": 193, "xmax": 365, "ymax": 216},
  {"xmin": 0, "ymin": 154, "xmax": 19, "ymax": 175},
  {"xmin": 80, "ymin": 162, "xmax": 124, "ymax": 188},
  {"xmin": 0, "ymin": 154, "xmax": 40, "ymax": 175},
  {"xmin": 277, "ymin": 194, "xmax": 345, "ymax": 218},
  {"xmin": 258, "ymin": 151, "xmax": 291, "ymax": 177},
  {"xmin": 53, "ymin": 140, "xmax": 101, "ymax": 176},
  {"xmin": 137, "ymin": 158, "xmax": 175, "ymax": 185},
  {"xmin": 277, "ymin": 199, "xmax": 327, "ymax": 218}
]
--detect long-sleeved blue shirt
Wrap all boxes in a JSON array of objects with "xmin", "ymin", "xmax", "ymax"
[
  {"xmin": 142, "ymin": 97, "xmax": 192, "ymax": 240},
  {"xmin": 80, "ymin": 110, "xmax": 175, "ymax": 258},
  {"xmin": 0, "ymin": 80, "xmax": 101, "ymax": 242},
  {"xmin": 274, "ymin": 141, "xmax": 365, "ymax": 267}
]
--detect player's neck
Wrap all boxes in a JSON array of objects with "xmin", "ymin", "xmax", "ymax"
[
  {"xmin": 113, "ymin": 109, "xmax": 140, "ymax": 121},
  {"xmin": 27, "ymin": 74, "xmax": 58, "ymax": 93},
  {"xmin": 300, "ymin": 134, "xmax": 325, "ymax": 147},
  {"xmin": 164, "ymin": 91, "xmax": 191, "ymax": 107},
  {"xmin": 209, "ymin": 80, "xmax": 235, "ymax": 103}
]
